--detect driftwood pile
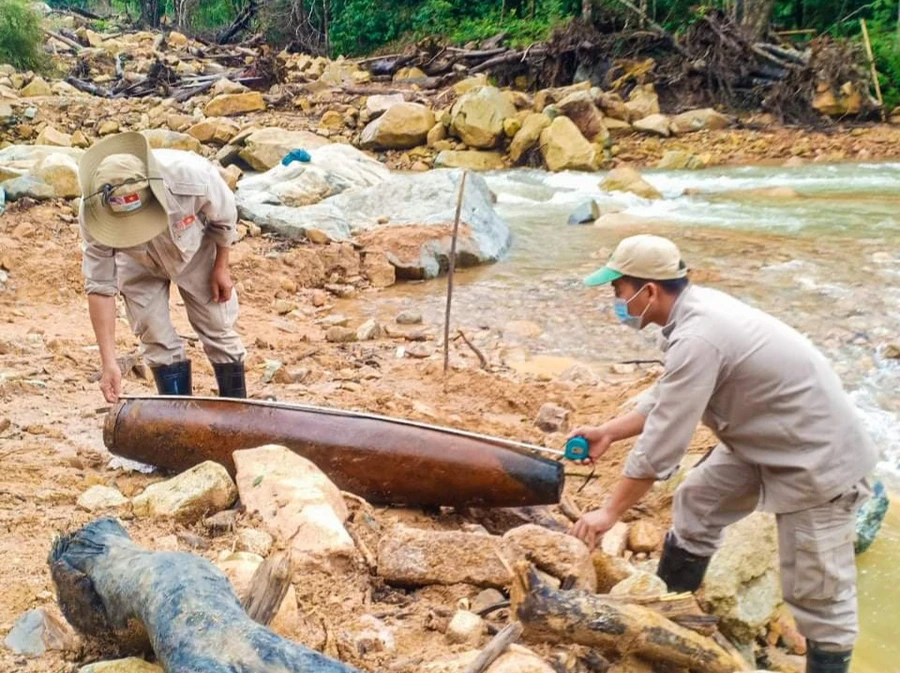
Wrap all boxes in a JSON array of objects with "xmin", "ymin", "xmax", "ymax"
[{"xmin": 354, "ymin": 11, "xmax": 876, "ymax": 123}]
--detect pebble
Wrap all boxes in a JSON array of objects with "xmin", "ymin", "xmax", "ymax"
[
  {"xmin": 236, "ymin": 528, "xmax": 274, "ymax": 556},
  {"xmin": 627, "ymin": 520, "xmax": 663, "ymax": 554},
  {"xmin": 326, "ymin": 326, "xmax": 357, "ymax": 343},
  {"xmin": 534, "ymin": 402, "xmax": 569, "ymax": 433},
  {"xmin": 406, "ymin": 343, "xmax": 434, "ymax": 359},
  {"xmin": 356, "ymin": 319, "xmax": 382, "ymax": 341},
  {"xmin": 274, "ymin": 299, "xmax": 295, "ymax": 315}
]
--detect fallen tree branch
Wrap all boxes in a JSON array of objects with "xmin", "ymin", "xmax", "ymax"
[
  {"xmin": 463, "ymin": 621, "xmax": 524, "ymax": 673},
  {"xmin": 65, "ymin": 76, "xmax": 111, "ymax": 97},
  {"xmin": 509, "ymin": 562, "xmax": 747, "ymax": 673},
  {"xmin": 454, "ymin": 330, "xmax": 488, "ymax": 369},
  {"xmin": 44, "ymin": 29, "xmax": 83, "ymax": 52}
]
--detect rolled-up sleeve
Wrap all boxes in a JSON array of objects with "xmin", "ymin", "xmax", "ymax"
[
  {"xmin": 79, "ymin": 216, "xmax": 118, "ymax": 296},
  {"xmin": 200, "ymin": 164, "xmax": 238, "ymax": 248},
  {"xmin": 624, "ymin": 336, "xmax": 721, "ymax": 481}
]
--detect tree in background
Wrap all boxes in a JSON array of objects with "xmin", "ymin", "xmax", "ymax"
[{"xmin": 0, "ymin": 0, "xmax": 45, "ymax": 71}]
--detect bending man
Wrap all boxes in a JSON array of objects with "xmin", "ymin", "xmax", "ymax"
[
  {"xmin": 570, "ymin": 234, "xmax": 878, "ymax": 673},
  {"xmin": 78, "ymin": 131, "xmax": 246, "ymax": 402}
]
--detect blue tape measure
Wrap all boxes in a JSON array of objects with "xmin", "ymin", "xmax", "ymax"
[{"xmin": 564, "ymin": 436, "xmax": 590, "ymax": 461}]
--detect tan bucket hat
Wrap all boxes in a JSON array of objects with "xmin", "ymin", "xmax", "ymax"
[
  {"xmin": 78, "ymin": 132, "xmax": 170, "ymax": 248},
  {"xmin": 585, "ymin": 234, "xmax": 686, "ymax": 286}
]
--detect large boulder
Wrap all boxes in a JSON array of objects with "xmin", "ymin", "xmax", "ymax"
[
  {"xmin": 237, "ymin": 143, "xmax": 389, "ymax": 238},
  {"xmin": 557, "ymin": 90, "xmax": 609, "ymax": 142},
  {"xmin": 33, "ymin": 153, "xmax": 81, "ymax": 198},
  {"xmin": 433, "ymin": 150, "xmax": 505, "ymax": 171},
  {"xmin": 450, "ymin": 86, "xmax": 517, "ymax": 149},
  {"xmin": 132, "ymin": 461, "xmax": 237, "ymax": 523},
  {"xmin": 670, "ymin": 108, "xmax": 730, "ymax": 135},
  {"xmin": 35, "ymin": 126, "xmax": 72, "ymax": 147},
  {"xmin": 20, "ymin": 76, "xmax": 52, "ymax": 97},
  {"xmin": 233, "ymin": 445, "xmax": 356, "ymax": 570},
  {"xmin": 656, "ymin": 150, "xmax": 708, "ymax": 170},
  {"xmin": 204, "ymin": 91, "xmax": 266, "ymax": 117},
  {"xmin": 1, "ymin": 175, "xmax": 55, "ymax": 201},
  {"xmin": 366, "ymin": 93, "xmax": 406, "ymax": 117},
  {"xmin": 359, "ymin": 102, "xmax": 435, "ymax": 150},
  {"xmin": 243, "ymin": 169, "xmax": 510, "ymax": 279},
  {"xmin": 533, "ymin": 81, "xmax": 592, "ymax": 112},
  {"xmin": 236, "ymin": 128, "xmax": 331, "ymax": 171},
  {"xmin": 812, "ymin": 81, "xmax": 862, "ymax": 117},
  {"xmin": 509, "ymin": 113, "xmax": 551, "ymax": 163},
  {"xmin": 187, "ymin": 117, "xmax": 241, "ymax": 145},
  {"xmin": 600, "ymin": 166, "xmax": 662, "ymax": 200},
  {"xmin": 539, "ymin": 116, "xmax": 599, "ymax": 172},
  {"xmin": 701, "ymin": 512, "xmax": 783, "ymax": 644},
  {"xmin": 377, "ymin": 524, "xmax": 517, "ymax": 587},
  {"xmin": 349, "ymin": 170, "xmax": 511, "ymax": 279},
  {"xmin": 140, "ymin": 129, "xmax": 202, "ymax": 153},
  {"xmin": 624, "ymin": 84, "xmax": 660, "ymax": 121},
  {"xmin": 503, "ymin": 524, "xmax": 596, "ymax": 591},
  {"xmin": 632, "ymin": 113, "xmax": 671, "ymax": 137}
]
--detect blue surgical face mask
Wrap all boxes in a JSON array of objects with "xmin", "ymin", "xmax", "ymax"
[{"xmin": 613, "ymin": 284, "xmax": 651, "ymax": 330}]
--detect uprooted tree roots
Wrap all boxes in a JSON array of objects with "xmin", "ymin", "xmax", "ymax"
[{"xmin": 359, "ymin": 11, "xmax": 877, "ymax": 124}]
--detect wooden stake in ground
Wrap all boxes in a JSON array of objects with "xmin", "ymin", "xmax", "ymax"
[
  {"xmin": 442, "ymin": 170, "xmax": 468, "ymax": 383},
  {"xmin": 860, "ymin": 19, "xmax": 886, "ymax": 120}
]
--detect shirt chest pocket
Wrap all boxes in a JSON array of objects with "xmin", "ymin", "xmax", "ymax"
[{"xmin": 167, "ymin": 182, "xmax": 207, "ymax": 253}]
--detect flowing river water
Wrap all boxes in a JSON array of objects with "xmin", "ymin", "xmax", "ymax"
[{"xmin": 353, "ymin": 162, "xmax": 900, "ymax": 671}]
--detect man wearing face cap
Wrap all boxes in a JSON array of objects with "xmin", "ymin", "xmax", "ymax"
[
  {"xmin": 568, "ymin": 234, "xmax": 879, "ymax": 673},
  {"xmin": 79, "ymin": 131, "xmax": 246, "ymax": 402}
]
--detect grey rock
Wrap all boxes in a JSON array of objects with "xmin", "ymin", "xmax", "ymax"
[
  {"xmin": 1, "ymin": 175, "xmax": 55, "ymax": 201},
  {"xmin": 856, "ymin": 478, "xmax": 890, "ymax": 554},
  {"xmin": 396, "ymin": 310, "xmax": 423, "ymax": 325},
  {"xmin": 567, "ymin": 200, "xmax": 600, "ymax": 225},
  {"xmin": 242, "ymin": 169, "xmax": 510, "ymax": 280},
  {"xmin": 4, "ymin": 608, "xmax": 77, "ymax": 657}
]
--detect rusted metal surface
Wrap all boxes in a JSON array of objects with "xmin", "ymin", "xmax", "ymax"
[{"xmin": 105, "ymin": 396, "xmax": 564, "ymax": 508}]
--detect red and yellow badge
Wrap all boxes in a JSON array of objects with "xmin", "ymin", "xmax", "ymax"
[{"xmin": 176, "ymin": 214, "xmax": 196, "ymax": 230}]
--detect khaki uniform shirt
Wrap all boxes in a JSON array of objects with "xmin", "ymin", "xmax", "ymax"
[
  {"xmin": 627, "ymin": 286, "xmax": 879, "ymax": 513},
  {"xmin": 80, "ymin": 149, "xmax": 237, "ymax": 298}
]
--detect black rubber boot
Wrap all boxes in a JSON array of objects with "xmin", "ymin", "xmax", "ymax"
[
  {"xmin": 151, "ymin": 360, "xmax": 192, "ymax": 396},
  {"xmin": 656, "ymin": 531, "xmax": 712, "ymax": 593},
  {"xmin": 806, "ymin": 645, "xmax": 852, "ymax": 673},
  {"xmin": 213, "ymin": 361, "xmax": 247, "ymax": 399}
]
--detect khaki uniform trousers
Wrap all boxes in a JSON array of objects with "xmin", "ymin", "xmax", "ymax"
[
  {"xmin": 117, "ymin": 247, "xmax": 245, "ymax": 368},
  {"xmin": 672, "ymin": 444, "xmax": 871, "ymax": 650}
]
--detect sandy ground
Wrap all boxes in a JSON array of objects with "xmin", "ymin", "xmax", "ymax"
[{"xmin": 0, "ymin": 199, "xmax": 723, "ymax": 672}]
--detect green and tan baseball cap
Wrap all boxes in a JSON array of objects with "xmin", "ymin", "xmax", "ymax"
[
  {"xmin": 78, "ymin": 132, "xmax": 170, "ymax": 248},
  {"xmin": 585, "ymin": 234, "xmax": 686, "ymax": 286}
]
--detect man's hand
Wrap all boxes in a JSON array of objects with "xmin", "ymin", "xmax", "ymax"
[
  {"xmin": 571, "ymin": 507, "xmax": 619, "ymax": 551},
  {"xmin": 99, "ymin": 362, "xmax": 123, "ymax": 404},
  {"xmin": 210, "ymin": 266, "xmax": 233, "ymax": 303},
  {"xmin": 567, "ymin": 425, "xmax": 614, "ymax": 463}
]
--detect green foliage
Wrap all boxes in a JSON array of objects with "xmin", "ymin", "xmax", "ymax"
[
  {"xmin": 0, "ymin": 0, "xmax": 45, "ymax": 71},
  {"xmin": 868, "ymin": 25, "xmax": 900, "ymax": 110},
  {"xmin": 328, "ymin": 0, "xmax": 576, "ymax": 56}
]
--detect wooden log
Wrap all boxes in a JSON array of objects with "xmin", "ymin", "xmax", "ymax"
[
  {"xmin": 49, "ymin": 518, "xmax": 360, "ymax": 672},
  {"xmin": 241, "ymin": 550, "xmax": 293, "ymax": 626},
  {"xmin": 509, "ymin": 563, "xmax": 747, "ymax": 673},
  {"xmin": 44, "ymin": 28, "xmax": 83, "ymax": 52},
  {"xmin": 65, "ymin": 77, "xmax": 112, "ymax": 97}
]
